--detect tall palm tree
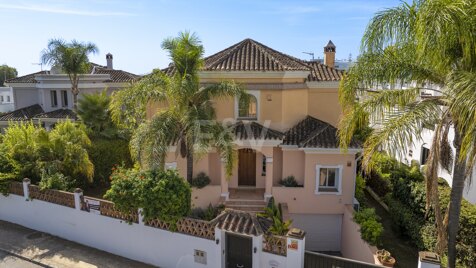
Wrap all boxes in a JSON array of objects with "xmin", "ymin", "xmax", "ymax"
[
  {"xmin": 111, "ymin": 32, "xmax": 247, "ymax": 182},
  {"xmin": 41, "ymin": 39, "xmax": 98, "ymax": 111},
  {"xmin": 338, "ymin": 1, "xmax": 476, "ymax": 267}
]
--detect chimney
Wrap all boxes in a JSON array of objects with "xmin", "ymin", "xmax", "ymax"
[
  {"xmin": 106, "ymin": 53, "xmax": 113, "ymax": 69},
  {"xmin": 324, "ymin": 40, "xmax": 336, "ymax": 68}
]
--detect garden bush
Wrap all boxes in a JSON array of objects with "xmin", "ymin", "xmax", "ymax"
[
  {"xmin": 279, "ymin": 175, "xmax": 299, "ymax": 187},
  {"xmin": 355, "ymin": 174, "xmax": 366, "ymax": 203},
  {"xmin": 87, "ymin": 138, "xmax": 133, "ymax": 186},
  {"xmin": 353, "ymin": 208, "xmax": 383, "ymax": 246},
  {"xmin": 105, "ymin": 167, "xmax": 191, "ymax": 225},
  {"xmin": 189, "ymin": 204, "xmax": 224, "ymax": 221},
  {"xmin": 190, "ymin": 172, "xmax": 210, "ymax": 189},
  {"xmin": 0, "ymin": 121, "xmax": 93, "ymax": 187}
]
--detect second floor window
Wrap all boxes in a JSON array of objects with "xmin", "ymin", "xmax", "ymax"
[
  {"xmin": 315, "ymin": 165, "xmax": 342, "ymax": 194},
  {"xmin": 6, "ymin": 96, "xmax": 10, "ymax": 102},
  {"xmin": 61, "ymin": 90, "xmax": 68, "ymax": 107},
  {"xmin": 50, "ymin": 90, "xmax": 58, "ymax": 107},
  {"xmin": 238, "ymin": 94, "xmax": 257, "ymax": 119},
  {"xmin": 0, "ymin": 96, "xmax": 3, "ymax": 102}
]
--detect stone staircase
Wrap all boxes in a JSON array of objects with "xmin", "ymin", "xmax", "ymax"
[{"xmin": 224, "ymin": 199, "xmax": 267, "ymax": 213}]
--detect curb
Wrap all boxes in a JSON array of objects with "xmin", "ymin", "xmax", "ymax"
[{"xmin": 0, "ymin": 247, "xmax": 53, "ymax": 268}]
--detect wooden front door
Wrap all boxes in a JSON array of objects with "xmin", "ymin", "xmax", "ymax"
[
  {"xmin": 226, "ymin": 233, "xmax": 253, "ymax": 268},
  {"xmin": 238, "ymin": 149, "xmax": 256, "ymax": 186}
]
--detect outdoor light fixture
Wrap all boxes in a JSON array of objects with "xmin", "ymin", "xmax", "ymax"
[
  {"xmin": 215, "ymin": 238, "xmax": 220, "ymax": 245},
  {"xmin": 266, "ymin": 94, "xmax": 272, "ymax": 101}
]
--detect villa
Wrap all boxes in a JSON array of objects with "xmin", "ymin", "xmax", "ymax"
[
  {"xmin": 149, "ymin": 39, "xmax": 362, "ymax": 252},
  {"xmin": 0, "ymin": 54, "xmax": 139, "ymax": 129}
]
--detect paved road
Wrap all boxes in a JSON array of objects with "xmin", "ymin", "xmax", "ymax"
[
  {"xmin": 0, "ymin": 220, "xmax": 155, "ymax": 268},
  {"xmin": 0, "ymin": 250, "xmax": 44, "ymax": 268}
]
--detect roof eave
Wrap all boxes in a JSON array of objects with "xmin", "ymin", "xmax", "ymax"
[{"xmin": 198, "ymin": 70, "xmax": 310, "ymax": 80}]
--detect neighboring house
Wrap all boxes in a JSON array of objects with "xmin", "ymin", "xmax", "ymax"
[
  {"xmin": 396, "ymin": 86, "xmax": 476, "ymax": 204},
  {"xmin": 0, "ymin": 54, "xmax": 139, "ymax": 129},
  {"xmin": 149, "ymin": 38, "xmax": 362, "ymax": 252},
  {"xmin": 0, "ymin": 86, "xmax": 14, "ymax": 113}
]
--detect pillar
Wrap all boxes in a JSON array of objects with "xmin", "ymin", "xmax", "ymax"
[
  {"xmin": 265, "ymin": 157, "xmax": 273, "ymax": 201},
  {"xmin": 286, "ymin": 228, "xmax": 306, "ymax": 268},
  {"xmin": 22, "ymin": 178, "xmax": 30, "ymax": 200},
  {"xmin": 74, "ymin": 188, "xmax": 83, "ymax": 210},
  {"xmin": 220, "ymin": 158, "xmax": 229, "ymax": 200},
  {"xmin": 418, "ymin": 252, "xmax": 441, "ymax": 268},
  {"xmin": 138, "ymin": 208, "xmax": 144, "ymax": 225}
]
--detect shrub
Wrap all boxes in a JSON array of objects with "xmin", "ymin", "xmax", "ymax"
[
  {"xmin": 189, "ymin": 204, "xmax": 224, "ymax": 221},
  {"xmin": 279, "ymin": 176, "xmax": 299, "ymax": 187},
  {"xmin": 105, "ymin": 167, "xmax": 192, "ymax": 225},
  {"xmin": 355, "ymin": 174, "xmax": 366, "ymax": 203},
  {"xmin": 87, "ymin": 138, "xmax": 133, "ymax": 186},
  {"xmin": 39, "ymin": 172, "xmax": 75, "ymax": 191},
  {"xmin": 260, "ymin": 198, "xmax": 292, "ymax": 236},
  {"xmin": 353, "ymin": 208, "xmax": 383, "ymax": 246},
  {"xmin": 190, "ymin": 172, "xmax": 210, "ymax": 189},
  {"xmin": 0, "ymin": 121, "xmax": 93, "ymax": 187}
]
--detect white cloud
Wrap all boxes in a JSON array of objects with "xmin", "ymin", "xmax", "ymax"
[{"xmin": 0, "ymin": 3, "xmax": 135, "ymax": 16}]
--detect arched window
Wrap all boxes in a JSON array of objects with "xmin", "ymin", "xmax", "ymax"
[{"xmin": 238, "ymin": 94, "xmax": 257, "ymax": 119}]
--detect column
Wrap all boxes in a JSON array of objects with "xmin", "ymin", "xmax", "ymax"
[
  {"xmin": 22, "ymin": 178, "xmax": 30, "ymax": 200},
  {"xmin": 74, "ymin": 188, "xmax": 83, "ymax": 210},
  {"xmin": 220, "ymin": 158, "xmax": 229, "ymax": 200},
  {"xmin": 418, "ymin": 252, "xmax": 441, "ymax": 268},
  {"xmin": 265, "ymin": 156, "xmax": 273, "ymax": 201},
  {"xmin": 286, "ymin": 228, "xmax": 306, "ymax": 268}
]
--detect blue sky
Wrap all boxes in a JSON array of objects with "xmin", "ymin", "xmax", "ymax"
[{"xmin": 0, "ymin": 0, "xmax": 401, "ymax": 76}]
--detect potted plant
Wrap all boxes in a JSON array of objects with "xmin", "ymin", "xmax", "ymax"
[
  {"xmin": 376, "ymin": 249, "xmax": 396, "ymax": 267},
  {"xmin": 279, "ymin": 176, "xmax": 299, "ymax": 187}
]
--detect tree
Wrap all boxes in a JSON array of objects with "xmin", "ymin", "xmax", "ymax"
[
  {"xmin": 111, "ymin": 32, "xmax": 247, "ymax": 182},
  {"xmin": 0, "ymin": 65, "xmax": 18, "ymax": 86},
  {"xmin": 78, "ymin": 91, "xmax": 120, "ymax": 138},
  {"xmin": 338, "ymin": 1, "xmax": 476, "ymax": 267},
  {"xmin": 41, "ymin": 39, "xmax": 98, "ymax": 111}
]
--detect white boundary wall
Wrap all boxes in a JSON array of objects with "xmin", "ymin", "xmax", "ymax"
[{"xmin": 0, "ymin": 194, "xmax": 221, "ymax": 268}]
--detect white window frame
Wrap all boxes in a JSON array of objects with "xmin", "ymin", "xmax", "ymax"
[
  {"xmin": 315, "ymin": 165, "xmax": 343, "ymax": 195},
  {"xmin": 50, "ymin": 90, "xmax": 58, "ymax": 108},
  {"xmin": 61, "ymin": 90, "xmax": 68, "ymax": 108},
  {"xmin": 235, "ymin": 90, "xmax": 260, "ymax": 121}
]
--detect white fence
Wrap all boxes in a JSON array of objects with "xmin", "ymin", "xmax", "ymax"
[{"xmin": 0, "ymin": 181, "xmax": 306, "ymax": 268}]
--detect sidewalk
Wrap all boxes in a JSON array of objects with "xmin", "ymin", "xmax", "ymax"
[{"xmin": 0, "ymin": 220, "xmax": 155, "ymax": 268}]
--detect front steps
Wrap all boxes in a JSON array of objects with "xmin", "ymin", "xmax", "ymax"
[{"xmin": 224, "ymin": 199, "xmax": 267, "ymax": 213}]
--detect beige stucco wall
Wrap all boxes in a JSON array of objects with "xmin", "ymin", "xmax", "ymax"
[
  {"xmin": 191, "ymin": 185, "xmax": 222, "ymax": 209},
  {"xmin": 273, "ymin": 152, "xmax": 356, "ymax": 214},
  {"xmin": 281, "ymin": 150, "xmax": 305, "ymax": 185},
  {"xmin": 282, "ymin": 89, "xmax": 308, "ymax": 130},
  {"xmin": 308, "ymin": 88, "xmax": 341, "ymax": 127},
  {"xmin": 341, "ymin": 205, "xmax": 380, "ymax": 265}
]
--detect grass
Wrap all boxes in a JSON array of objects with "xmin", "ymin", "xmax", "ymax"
[{"xmin": 364, "ymin": 191, "xmax": 419, "ymax": 268}]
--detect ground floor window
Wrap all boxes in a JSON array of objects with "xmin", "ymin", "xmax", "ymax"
[
  {"xmin": 421, "ymin": 146, "xmax": 430, "ymax": 165},
  {"xmin": 315, "ymin": 165, "xmax": 342, "ymax": 194}
]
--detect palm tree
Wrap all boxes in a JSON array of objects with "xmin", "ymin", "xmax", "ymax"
[
  {"xmin": 111, "ymin": 32, "xmax": 247, "ymax": 182},
  {"xmin": 338, "ymin": 1, "xmax": 476, "ymax": 267},
  {"xmin": 41, "ymin": 39, "xmax": 98, "ymax": 111}
]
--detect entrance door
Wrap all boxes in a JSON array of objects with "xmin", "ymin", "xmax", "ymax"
[
  {"xmin": 226, "ymin": 233, "xmax": 253, "ymax": 268},
  {"xmin": 238, "ymin": 149, "xmax": 256, "ymax": 186}
]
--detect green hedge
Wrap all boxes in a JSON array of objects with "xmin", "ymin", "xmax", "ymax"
[{"xmin": 87, "ymin": 138, "xmax": 133, "ymax": 186}]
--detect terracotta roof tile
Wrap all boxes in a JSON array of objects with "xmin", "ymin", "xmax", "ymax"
[
  {"xmin": 5, "ymin": 71, "xmax": 49, "ymax": 84},
  {"xmin": 6, "ymin": 64, "xmax": 139, "ymax": 84},
  {"xmin": 231, "ymin": 121, "xmax": 283, "ymax": 140},
  {"xmin": 210, "ymin": 209, "xmax": 272, "ymax": 236},
  {"xmin": 0, "ymin": 104, "xmax": 44, "ymax": 121},
  {"xmin": 162, "ymin": 38, "xmax": 343, "ymax": 82},
  {"xmin": 34, "ymin": 109, "xmax": 77, "ymax": 120},
  {"xmin": 283, "ymin": 116, "xmax": 360, "ymax": 149}
]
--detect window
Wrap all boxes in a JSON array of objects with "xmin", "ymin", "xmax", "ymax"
[
  {"xmin": 238, "ymin": 94, "xmax": 257, "ymax": 119},
  {"xmin": 315, "ymin": 165, "xmax": 342, "ymax": 194},
  {"xmin": 61, "ymin": 90, "xmax": 68, "ymax": 107},
  {"xmin": 421, "ymin": 146, "xmax": 430, "ymax": 165},
  {"xmin": 0, "ymin": 96, "xmax": 3, "ymax": 102},
  {"xmin": 6, "ymin": 96, "xmax": 10, "ymax": 102},
  {"xmin": 50, "ymin": 90, "xmax": 58, "ymax": 107}
]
